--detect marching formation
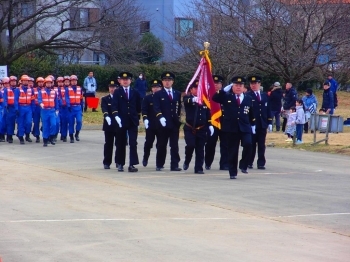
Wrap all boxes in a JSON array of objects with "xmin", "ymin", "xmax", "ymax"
[
  {"xmin": 0, "ymin": 74, "xmax": 83, "ymax": 146},
  {"xmin": 102, "ymin": 71, "xmax": 272, "ymax": 180}
]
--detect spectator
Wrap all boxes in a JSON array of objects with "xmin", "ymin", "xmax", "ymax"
[
  {"xmin": 134, "ymin": 73, "xmax": 148, "ymax": 99},
  {"xmin": 285, "ymin": 106, "xmax": 296, "ymax": 142},
  {"xmin": 269, "ymin": 82, "xmax": 283, "ymax": 131},
  {"xmin": 321, "ymin": 81, "xmax": 334, "ymax": 115},
  {"xmin": 302, "ymin": 88, "xmax": 318, "ymax": 133},
  {"xmin": 327, "ymin": 74, "xmax": 338, "ymax": 109},
  {"xmin": 282, "ymin": 82, "xmax": 297, "ymax": 132},
  {"xmin": 83, "ymin": 71, "xmax": 98, "ymax": 112}
]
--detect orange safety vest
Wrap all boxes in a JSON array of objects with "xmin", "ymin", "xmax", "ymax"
[
  {"xmin": 41, "ymin": 89, "xmax": 56, "ymax": 108},
  {"xmin": 60, "ymin": 87, "xmax": 67, "ymax": 106},
  {"xmin": 18, "ymin": 87, "xmax": 33, "ymax": 105},
  {"xmin": 33, "ymin": 87, "xmax": 40, "ymax": 105},
  {"xmin": 68, "ymin": 86, "xmax": 82, "ymax": 105},
  {"xmin": 7, "ymin": 88, "xmax": 15, "ymax": 105}
]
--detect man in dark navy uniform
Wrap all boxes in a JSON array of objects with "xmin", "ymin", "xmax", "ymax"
[
  {"xmin": 204, "ymin": 75, "xmax": 229, "ymax": 170},
  {"xmin": 246, "ymin": 76, "xmax": 272, "ymax": 170},
  {"xmin": 141, "ymin": 79, "xmax": 163, "ymax": 167},
  {"xmin": 183, "ymin": 81, "xmax": 214, "ymax": 174},
  {"xmin": 101, "ymin": 81, "xmax": 118, "ymax": 169},
  {"xmin": 112, "ymin": 72, "xmax": 141, "ymax": 172},
  {"xmin": 212, "ymin": 76, "xmax": 256, "ymax": 179},
  {"xmin": 153, "ymin": 71, "xmax": 182, "ymax": 171}
]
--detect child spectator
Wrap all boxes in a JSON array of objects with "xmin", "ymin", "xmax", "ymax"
[
  {"xmin": 285, "ymin": 106, "xmax": 296, "ymax": 142},
  {"xmin": 295, "ymin": 99, "xmax": 306, "ymax": 144},
  {"xmin": 302, "ymin": 88, "xmax": 317, "ymax": 133}
]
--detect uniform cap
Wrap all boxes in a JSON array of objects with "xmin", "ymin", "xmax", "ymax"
[
  {"xmin": 29, "ymin": 77, "xmax": 34, "ymax": 82},
  {"xmin": 212, "ymin": 75, "xmax": 224, "ymax": 83},
  {"xmin": 63, "ymin": 75, "xmax": 70, "ymax": 80},
  {"xmin": 118, "ymin": 71, "xmax": 133, "ymax": 79},
  {"xmin": 151, "ymin": 79, "xmax": 162, "ymax": 87},
  {"xmin": 248, "ymin": 75, "xmax": 262, "ymax": 82},
  {"xmin": 2, "ymin": 77, "xmax": 10, "ymax": 83},
  {"xmin": 20, "ymin": 75, "xmax": 30, "ymax": 81},
  {"xmin": 231, "ymin": 76, "xmax": 246, "ymax": 84},
  {"xmin": 161, "ymin": 71, "xmax": 175, "ymax": 80},
  {"xmin": 189, "ymin": 80, "xmax": 199, "ymax": 89},
  {"xmin": 109, "ymin": 80, "xmax": 117, "ymax": 87},
  {"xmin": 9, "ymin": 76, "xmax": 17, "ymax": 81},
  {"xmin": 56, "ymin": 76, "xmax": 64, "ymax": 82},
  {"xmin": 44, "ymin": 77, "xmax": 53, "ymax": 83},
  {"xmin": 70, "ymin": 75, "xmax": 78, "ymax": 80},
  {"xmin": 36, "ymin": 77, "xmax": 44, "ymax": 83}
]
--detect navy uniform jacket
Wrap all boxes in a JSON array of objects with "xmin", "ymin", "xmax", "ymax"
[
  {"xmin": 142, "ymin": 93, "xmax": 160, "ymax": 130},
  {"xmin": 101, "ymin": 94, "xmax": 118, "ymax": 132},
  {"xmin": 112, "ymin": 87, "xmax": 141, "ymax": 128},
  {"xmin": 212, "ymin": 90, "xmax": 255, "ymax": 133},
  {"xmin": 153, "ymin": 88, "xmax": 182, "ymax": 129},
  {"xmin": 183, "ymin": 95, "xmax": 210, "ymax": 128},
  {"xmin": 247, "ymin": 91, "xmax": 272, "ymax": 129}
]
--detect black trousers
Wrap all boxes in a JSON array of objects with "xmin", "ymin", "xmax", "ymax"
[
  {"xmin": 116, "ymin": 125, "xmax": 139, "ymax": 166},
  {"xmin": 84, "ymin": 93, "xmax": 96, "ymax": 111},
  {"xmin": 248, "ymin": 128, "xmax": 267, "ymax": 167},
  {"xmin": 156, "ymin": 127, "xmax": 180, "ymax": 169},
  {"xmin": 143, "ymin": 128, "xmax": 162, "ymax": 165},
  {"xmin": 103, "ymin": 131, "xmax": 118, "ymax": 166},
  {"xmin": 204, "ymin": 127, "xmax": 229, "ymax": 168},
  {"xmin": 282, "ymin": 117, "xmax": 287, "ymax": 132},
  {"xmin": 184, "ymin": 126, "xmax": 207, "ymax": 172},
  {"xmin": 224, "ymin": 131, "xmax": 252, "ymax": 177}
]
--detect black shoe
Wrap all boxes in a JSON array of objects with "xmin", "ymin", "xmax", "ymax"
[
  {"xmin": 35, "ymin": 136, "xmax": 40, "ymax": 143},
  {"xmin": 240, "ymin": 169, "xmax": 248, "ymax": 174},
  {"xmin": 8, "ymin": 135, "xmax": 13, "ymax": 143},
  {"xmin": 128, "ymin": 165, "xmax": 138, "ymax": 172},
  {"xmin": 230, "ymin": 175, "xmax": 237, "ymax": 179},
  {"xmin": 0, "ymin": 135, "xmax": 5, "ymax": 142},
  {"xmin": 142, "ymin": 159, "xmax": 148, "ymax": 167},
  {"xmin": 53, "ymin": 135, "xmax": 57, "ymax": 143},
  {"xmin": 257, "ymin": 166, "xmax": 266, "ymax": 170},
  {"xmin": 49, "ymin": 136, "xmax": 55, "ymax": 145},
  {"xmin": 104, "ymin": 165, "xmax": 110, "ymax": 169},
  {"xmin": 19, "ymin": 137, "xmax": 25, "ymax": 145},
  {"xmin": 171, "ymin": 167, "xmax": 182, "ymax": 171},
  {"xmin": 248, "ymin": 165, "xmax": 253, "ymax": 169},
  {"xmin": 183, "ymin": 163, "xmax": 189, "ymax": 170},
  {"xmin": 156, "ymin": 167, "xmax": 164, "ymax": 171},
  {"xmin": 205, "ymin": 165, "xmax": 211, "ymax": 170},
  {"xmin": 25, "ymin": 134, "xmax": 32, "ymax": 142},
  {"xmin": 43, "ymin": 139, "xmax": 48, "ymax": 147},
  {"xmin": 70, "ymin": 135, "xmax": 74, "ymax": 143},
  {"xmin": 62, "ymin": 136, "xmax": 67, "ymax": 142},
  {"xmin": 195, "ymin": 170, "xmax": 204, "ymax": 174},
  {"xmin": 117, "ymin": 164, "xmax": 124, "ymax": 172},
  {"xmin": 92, "ymin": 109, "xmax": 98, "ymax": 112},
  {"xmin": 75, "ymin": 133, "xmax": 80, "ymax": 141},
  {"xmin": 220, "ymin": 166, "xmax": 229, "ymax": 170}
]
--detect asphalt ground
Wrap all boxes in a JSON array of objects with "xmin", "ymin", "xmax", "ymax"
[{"xmin": 1, "ymin": 130, "xmax": 350, "ymax": 261}]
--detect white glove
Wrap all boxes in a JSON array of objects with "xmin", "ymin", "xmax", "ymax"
[
  {"xmin": 251, "ymin": 125, "xmax": 256, "ymax": 134},
  {"xmin": 209, "ymin": 126, "xmax": 214, "ymax": 136},
  {"xmin": 223, "ymin": 84, "xmax": 233, "ymax": 92},
  {"xmin": 115, "ymin": 116, "xmax": 122, "ymax": 127},
  {"xmin": 55, "ymin": 110, "xmax": 59, "ymax": 116},
  {"xmin": 159, "ymin": 117, "xmax": 166, "ymax": 127},
  {"xmin": 192, "ymin": 97, "xmax": 198, "ymax": 103},
  {"xmin": 268, "ymin": 124, "xmax": 272, "ymax": 132},
  {"xmin": 40, "ymin": 103, "xmax": 44, "ymax": 109},
  {"xmin": 144, "ymin": 119, "xmax": 149, "ymax": 129},
  {"xmin": 105, "ymin": 116, "xmax": 111, "ymax": 126}
]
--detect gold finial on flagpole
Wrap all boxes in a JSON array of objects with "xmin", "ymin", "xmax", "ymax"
[{"xmin": 204, "ymin": 42, "xmax": 210, "ymax": 50}]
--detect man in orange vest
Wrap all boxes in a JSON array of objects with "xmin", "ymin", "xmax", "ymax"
[
  {"xmin": 59, "ymin": 76, "xmax": 71, "ymax": 142},
  {"xmin": 38, "ymin": 77, "xmax": 59, "ymax": 147},
  {"xmin": 32, "ymin": 77, "xmax": 44, "ymax": 143},
  {"xmin": 3, "ymin": 76, "xmax": 17, "ymax": 143},
  {"xmin": 65, "ymin": 75, "xmax": 83, "ymax": 143},
  {"xmin": 14, "ymin": 75, "xmax": 35, "ymax": 144}
]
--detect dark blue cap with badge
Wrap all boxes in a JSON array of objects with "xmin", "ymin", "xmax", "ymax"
[
  {"xmin": 213, "ymin": 75, "xmax": 224, "ymax": 83},
  {"xmin": 118, "ymin": 72, "xmax": 133, "ymax": 79},
  {"xmin": 109, "ymin": 80, "xmax": 117, "ymax": 87},
  {"xmin": 151, "ymin": 79, "xmax": 162, "ymax": 87},
  {"xmin": 161, "ymin": 71, "xmax": 175, "ymax": 80},
  {"xmin": 248, "ymin": 75, "xmax": 262, "ymax": 82},
  {"xmin": 231, "ymin": 76, "xmax": 246, "ymax": 84},
  {"xmin": 189, "ymin": 80, "xmax": 199, "ymax": 89}
]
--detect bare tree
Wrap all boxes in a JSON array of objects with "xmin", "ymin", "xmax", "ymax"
[
  {"xmin": 177, "ymin": 0, "xmax": 350, "ymax": 83},
  {"xmin": 0, "ymin": 0, "xmax": 141, "ymax": 65}
]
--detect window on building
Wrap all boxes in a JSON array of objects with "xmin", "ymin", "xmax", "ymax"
[
  {"xmin": 21, "ymin": 1, "xmax": 35, "ymax": 18},
  {"xmin": 175, "ymin": 18, "xmax": 194, "ymax": 38},
  {"xmin": 140, "ymin": 21, "xmax": 150, "ymax": 34},
  {"xmin": 69, "ymin": 8, "xmax": 99, "ymax": 29}
]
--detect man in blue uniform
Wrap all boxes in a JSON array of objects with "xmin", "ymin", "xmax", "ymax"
[
  {"xmin": 183, "ymin": 81, "xmax": 214, "ymax": 174},
  {"xmin": 153, "ymin": 72, "xmax": 182, "ymax": 171},
  {"xmin": 3, "ymin": 76, "xmax": 18, "ymax": 143},
  {"xmin": 212, "ymin": 76, "xmax": 256, "ymax": 179},
  {"xmin": 246, "ymin": 76, "xmax": 272, "ymax": 170},
  {"xmin": 141, "ymin": 79, "xmax": 162, "ymax": 167},
  {"xmin": 112, "ymin": 72, "xmax": 141, "ymax": 172},
  {"xmin": 101, "ymin": 81, "xmax": 118, "ymax": 169}
]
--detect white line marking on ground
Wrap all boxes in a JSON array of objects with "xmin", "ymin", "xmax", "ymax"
[{"xmin": 272, "ymin": 212, "xmax": 350, "ymax": 218}]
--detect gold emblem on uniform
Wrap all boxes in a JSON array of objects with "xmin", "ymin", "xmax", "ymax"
[
  {"xmin": 244, "ymin": 106, "xmax": 250, "ymax": 114},
  {"xmin": 238, "ymin": 78, "xmax": 242, "ymax": 82},
  {"xmin": 111, "ymin": 81, "xmax": 114, "ymax": 84},
  {"xmin": 166, "ymin": 73, "xmax": 170, "ymax": 77},
  {"xmin": 252, "ymin": 77, "xmax": 256, "ymax": 81},
  {"xmin": 123, "ymin": 73, "xmax": 127, "ymax": 77}
]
